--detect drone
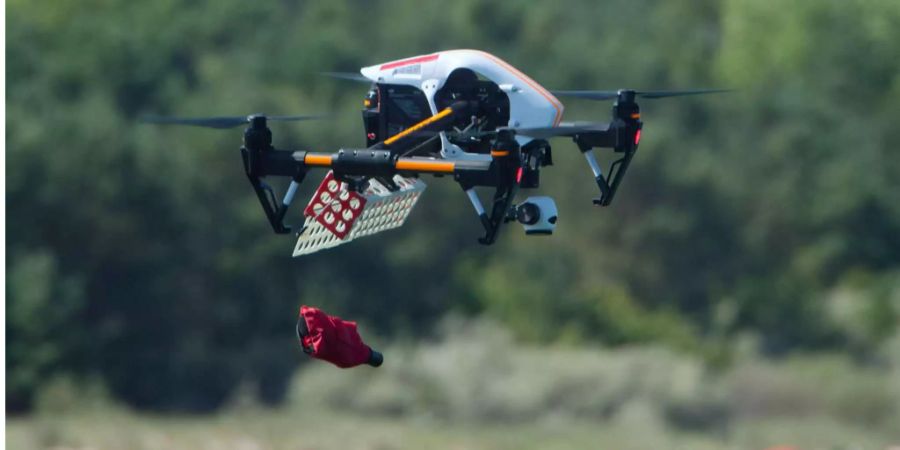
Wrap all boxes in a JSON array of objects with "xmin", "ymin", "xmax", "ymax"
[{"xmin": 146, "ymin": 49, "xmax": 726, "ymax": 256}]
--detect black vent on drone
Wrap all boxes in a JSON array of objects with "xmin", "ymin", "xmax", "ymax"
[{"xmin": 434, "ymin": 68, "xmax": 511, "ymax": 154}]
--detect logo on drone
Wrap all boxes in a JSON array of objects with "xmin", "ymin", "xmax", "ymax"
[{"xmin": 394, "ymin": 64, "xmax": 421, "ymax": 76}]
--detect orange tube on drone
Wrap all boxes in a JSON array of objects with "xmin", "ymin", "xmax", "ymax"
[
  {"xmin": 302, "ymin": 153, "xmax": 455, "ymax": 174},
  {"xmin": 394, "ymin": 159, "xmax": 456, "ymax": 173},
  {"xmin": 304, "ymin": 154, "xmax": 333, "ymax": 167},
  {"xmin": 383, "ymin": 107, "xmax": 454, "ymax": 146}
]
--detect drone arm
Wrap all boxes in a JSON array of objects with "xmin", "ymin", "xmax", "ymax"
[
  {"xmin": 455, "ymin": 132, "xmax": 522, "ymax": 246},
  {"xmin": 245, "ymin": 139, "xmax": 508, "ymax": 243},
  {"xmin": 241, "ymin": 147, "xmax": 292, "ymax": 234},
  {"xmin": 573, "ymin": 120, "xmax": 641, "ymax": 206},
  {"xmin": 581, "ymin": 147, "xmax": 612, "ymax": 202},
  {"xmin": 459, "ymin": 188, "xmax": 492, "ymax": 232},
  {"xmin": 236, "ymin": 106, "xmax": 475, "ymax": 235},
  {"xmin": 478, "ymin": 181, "xmax": 518, "ymax": 245},
  {"xmin": 598, "ymin": 150, "xmax": 637, "ymax": 206}
]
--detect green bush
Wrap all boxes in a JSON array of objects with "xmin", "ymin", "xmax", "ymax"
[
  {"xmin": 290, "ymin": 318, "xmax": 718, "ymax": 425},
  {"xmin": 288, "ymin": 319, "xmax": 900, "ymax": 436}
]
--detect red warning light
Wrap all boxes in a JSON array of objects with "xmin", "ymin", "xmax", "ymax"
[
  {"xmin": 634, "ymin": 129, "xmax": 642, "ymax": 146},
  {"xmin": 516, "ymin": 166, "xmax": 524, "ymax": 183}
]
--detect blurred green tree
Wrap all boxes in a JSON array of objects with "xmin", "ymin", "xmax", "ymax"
[{"xmin": 6, "ymin": 0, "xmax": 899, "ymax": 412}]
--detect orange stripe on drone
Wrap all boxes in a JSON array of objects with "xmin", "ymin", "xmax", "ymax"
[{"xmin": 474, "ymin": 50, "xmax": 564, "ymax": 126}]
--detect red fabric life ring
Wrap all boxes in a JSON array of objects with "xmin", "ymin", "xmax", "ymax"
[{"xmin": 297, "ymin": 305, "xmax": 382, "ymax": 368}]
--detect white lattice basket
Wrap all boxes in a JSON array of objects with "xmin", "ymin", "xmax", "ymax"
[{"xmin": 292, "ymin": 173, "xmax": 426, "ymax": 256}]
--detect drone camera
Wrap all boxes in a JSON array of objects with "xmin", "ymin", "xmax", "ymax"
[{"xmin": 516, "ymin": 196, "xmax": 558, "ymax": 235}]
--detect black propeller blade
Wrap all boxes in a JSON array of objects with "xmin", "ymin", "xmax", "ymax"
[
  {"xmin": 141, "ymin": 114, "xmax": 327, "ymax": 129},
  {"xmin": 551, "ymin": 89, "xmax": 731, "ymax": 101},
  {"xmin": 634, "ymin": 89, "xmax": 732, "ymax": 99},
  {"xmin": 320, "ymin": 71, "xmax": 373, "ymax": 83}
]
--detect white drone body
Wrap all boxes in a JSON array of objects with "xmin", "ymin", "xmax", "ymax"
[
  {"xmin": 150, "ymin": 49, "xmax": 723, "ymax": 255},
  {"xmin": 360, "ymin": 49, "xmax": 565, "ymax": 158}
]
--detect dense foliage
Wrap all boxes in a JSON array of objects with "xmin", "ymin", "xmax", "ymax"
[{"xmin": 7, "ymin": 0, "xmax": 900, "ymax": 412}]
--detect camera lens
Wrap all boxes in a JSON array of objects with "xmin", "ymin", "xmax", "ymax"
[{"xmin": 516, "ymin": 202, "xmax": 541, "ymax": 225}]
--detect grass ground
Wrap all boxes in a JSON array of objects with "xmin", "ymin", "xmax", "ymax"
[
  {"xmin": 7, "ymin": 405, "xmax": 899, "ymax": 450},
  {"xmin": 8, "ymin": 324, "xmax": 900, "ymax": 449}
]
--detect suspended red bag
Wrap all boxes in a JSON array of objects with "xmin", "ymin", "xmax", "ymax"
[{"xmin": 296, "ymin": 305, "xmax": 383, "ymax": 368}]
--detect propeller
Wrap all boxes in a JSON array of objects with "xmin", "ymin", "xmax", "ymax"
[
  {"xmin": 141, "ymin": 114, "xmax": 327, "ymax": 129},
  {"xmin": 551, "ymin": 89, "xmax": 731, "ymax": 101},
  {"xmin": 320, "ymin": 71, "xmax": 373, "ymax": 83}
]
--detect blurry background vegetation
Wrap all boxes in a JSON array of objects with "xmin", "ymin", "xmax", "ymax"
[{"xmin": 6, "ymin": 0, "xmax": 900, "ymax": 447}]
